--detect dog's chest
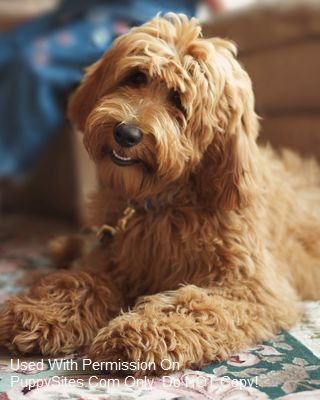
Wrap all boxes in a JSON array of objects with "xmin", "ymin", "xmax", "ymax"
[{"xmin": 108, "ymin": 210, "xmax": 222, "ymax": 295}]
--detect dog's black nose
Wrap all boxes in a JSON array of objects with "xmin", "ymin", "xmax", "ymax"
[{"xmin": 113, "ymin": 123, "xmax": 142, "ymax": 148}]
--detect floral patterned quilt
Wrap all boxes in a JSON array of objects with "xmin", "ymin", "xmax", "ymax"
[{"xmin": 0, "ymin": 214, "xmax": 320, "ymax": 400}]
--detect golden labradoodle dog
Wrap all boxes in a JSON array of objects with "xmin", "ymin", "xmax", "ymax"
[{"xmin": 1, "ymin": 14, "xmax": 320, "ymax": 375}]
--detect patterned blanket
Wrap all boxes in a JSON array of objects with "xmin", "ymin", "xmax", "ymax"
[{"xmin": 0, "ymin": 215, "xmax": 319, "ymax": 400}]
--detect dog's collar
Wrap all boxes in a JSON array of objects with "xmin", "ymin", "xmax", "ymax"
[
  {"xmin": 131, "ymin": 197, "xmax": 155, "ymax": 212},
  {"xmin": 96, "ymin": 197, "xmax": 155, "ymax": 243}
]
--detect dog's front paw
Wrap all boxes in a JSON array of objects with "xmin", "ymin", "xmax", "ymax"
[
  {"xmin": 0, "ymin": 274, "xmax": 104, "ymax": 355},
  {"xmin": 0, "ymin": 296, "xmax": 80, "ymax": 355},
  {"xmin": 0, "ymin": 298, "xmax": 51, "ymax": 354},
  {"xmin": 1, "ymin": 271, "xmax": 123, "ymax": 356},
  {"xmin": 89, "ymin": 313, "xmax": 187, "ymax": 377},
  {"xmin": 0, "ymin": 301, "xmax": 15, "ymax": 350}
]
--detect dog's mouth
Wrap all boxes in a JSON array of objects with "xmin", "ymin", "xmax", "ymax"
[{"xmin": 111, "ymin": 149, "xmax": 139, "ymax": 166}]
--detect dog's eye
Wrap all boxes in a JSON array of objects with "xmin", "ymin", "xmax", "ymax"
[
  {"xmin": 169, "ymin": 90, "xmax": 185, "ymax": 113},
  {"xmin": 128, "ymin": 71, "xmax": 147, "ymax": 86}
]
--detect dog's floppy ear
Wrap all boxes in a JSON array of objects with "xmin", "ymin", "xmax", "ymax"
[
  {"xmin": 67, "ymin": 31, "xmax": 131, "ymax": 132},
  {"xmin": 195, "ymin": 38, "xmax": 260, "ymax": 211},
  {"xmin": 67, "ymin": 59, "xmax": 106, "ymax": 132}
]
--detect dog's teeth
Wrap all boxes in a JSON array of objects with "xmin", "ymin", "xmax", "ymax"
[{"xmin": 113, "ymin": 149, "xmax": 133, "ymax": 161}]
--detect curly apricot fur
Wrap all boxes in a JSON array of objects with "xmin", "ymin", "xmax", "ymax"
[{"xmin": 1, "ymin": 14, "xmax": 319, "ymax": 375}]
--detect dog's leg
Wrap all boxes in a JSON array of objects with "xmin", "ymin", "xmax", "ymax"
[
  {"xmin": 89, "ymin": 282, "xmax": 299, "ymax": 376},
  {"xmin": 0, "ymin": 270, "xmax": 123, "ymax": 355}
]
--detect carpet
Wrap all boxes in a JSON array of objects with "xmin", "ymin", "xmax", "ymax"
[{"xmin": 0, "ymin": 214, "xmax": 319, "ymax": 400}]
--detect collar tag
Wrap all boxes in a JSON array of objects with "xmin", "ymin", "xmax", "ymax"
[{"xmin": 97, "ymin": 206, "xmax": 136, "ymax": 243}]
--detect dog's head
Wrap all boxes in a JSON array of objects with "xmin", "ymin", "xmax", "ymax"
[{"xmin": 68, "ymin": 14, "xmax": 259, "ymax": 209}]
